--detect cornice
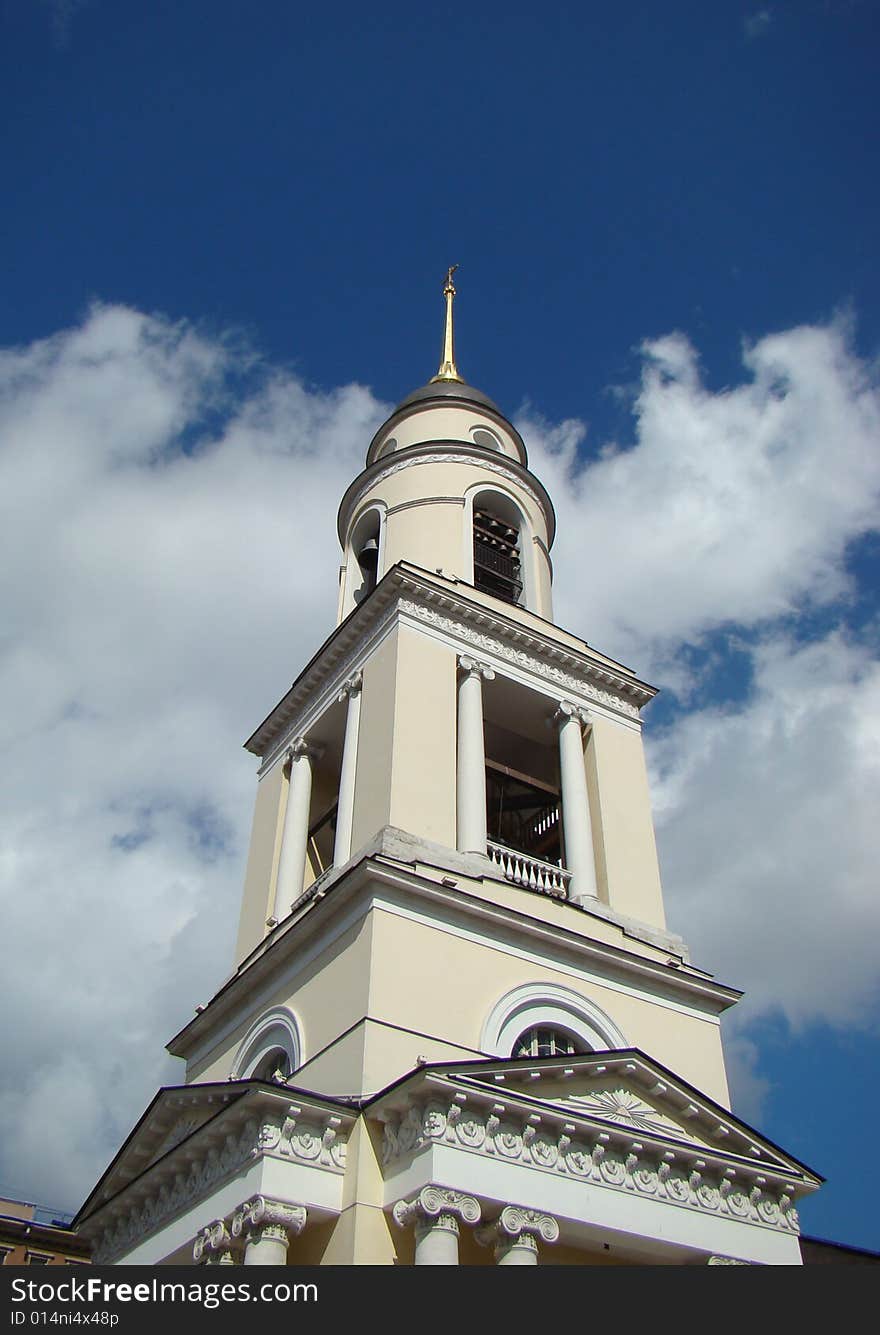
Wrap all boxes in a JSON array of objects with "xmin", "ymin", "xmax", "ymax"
[
  {"xmin": 371, "ymin": 1063, "xmax": 820, "ymax": 1238},
  {"xmin": 337, "ymin": 442, "xmax": 555, "ymax": 548},
  {"xmin": 245, "ymin": 565, "xmax": 656, "ymax": 761},
  {"xmin": 78, "ymin": 1085, "xmax": 356, "ymax": 1263},
  {"xmin": 167, "ymin": 838, "xmax": 738, "ymax": 1062}
]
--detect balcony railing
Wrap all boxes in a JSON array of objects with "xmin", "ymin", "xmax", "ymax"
[{"xmin": 487, "ymin": 840, "xmax": 571, "ymax": 899}]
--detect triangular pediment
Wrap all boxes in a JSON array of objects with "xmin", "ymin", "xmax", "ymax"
[{"xmin": 372, "ymin": 1050, "xmax": 821, "ymax": 1185}]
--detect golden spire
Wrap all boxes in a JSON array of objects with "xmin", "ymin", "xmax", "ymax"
[{"xmin": 430, "ymin": 264, "xmax": 464, "ymax": 383}]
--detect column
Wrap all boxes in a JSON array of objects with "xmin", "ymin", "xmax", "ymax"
[
  {"xmin": 392, "ymin": 1186, "xmax": 481, "ymax": 1265},
  {"xmin": 457, "ymin": 656, "xmax": 495, "ymax": 855},
  {"xmin": 476, "ymin": 1206, "xmax": 559, "ymax": 1266},
  {"xmin": 193, "ymin": 1220, "xmax": 235, "ymax": 1265},
  {"xmin": 555, "ymin": 701, "xmax": 598, "ymax": 903},
  {"xmin": 231, "ymin": 1196, "xmax": 307, "ymax": 1266},
  {"xmin": 332, "ymin": 671, "xmax": 362, "ymax": 867},
  {"xmin": 270, "ymin": 739, "xmax": 314, "ymax": 925}
]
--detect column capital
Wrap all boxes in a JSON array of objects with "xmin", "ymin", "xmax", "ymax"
[
  {"xmin": 476, "ymin": 1206, "xmax": 559, "ymax": 1260},
  {"xmin": 392, "ymin": 1185, "xmax": 481, "ymax": 1231},
  {"xmin": 337, "ymin": 670, "xmax": 363, "ymax": 702},
  {"xmin": 553, "ymin": 699, "xmax": 591, "ymax": 729},
  {"xmin": 285, "ymin": 737, "xmax": 322, "ymax": 766},
  {"xmin": 458, "ymin": 654, "xmax": 495, "ymax": 682},
  {"xmin": 193, "ymin": 1219, "xmax": 234, "ymax": 1264},
  {"xmin": 231, "ymin": 1195, "xmax": 307, "ymax": 1242}
]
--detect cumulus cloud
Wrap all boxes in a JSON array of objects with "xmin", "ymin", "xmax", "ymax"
[
  {"xmin": 0, "ymin": 305, "xmax": 385, "ymax": 1207},
  {"xmin": 525, "ymin": 319, "xmax": 880, "ymax": 681},
  {"xmin": 0, "ymin": 302, "xmax": 878, "ymax": 1210}
]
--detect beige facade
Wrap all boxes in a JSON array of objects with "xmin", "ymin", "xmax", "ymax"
[{"xmin": 75, "ymin": 291, "xmax": 822, "ymax": 1266}]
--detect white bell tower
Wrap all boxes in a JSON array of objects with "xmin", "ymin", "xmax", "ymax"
[{"xmin": 76, "ymin": 274, "xmax": 821, "ymax": 1267}]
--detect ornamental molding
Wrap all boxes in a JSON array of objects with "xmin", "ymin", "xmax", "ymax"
[
  {"xmin": 399, "ymin": 598, "xmax": 643, "ymax": 720},
  {"xmin": 86, "ymin": 1102, "xmax": 349, "ymax": 1264},
  {"xmin": 248, "ymin": 566, "xmax": 652, "ymax": 765},
  {"xmin": 339, "ymin": 446, "xmax": 553, "ymax": 543},
  {"xmin": 378, "ymin": 1093, "xmax": 806, "ymax": 1238}
]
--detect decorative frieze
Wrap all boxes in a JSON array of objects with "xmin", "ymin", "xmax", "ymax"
[
  {"xmin": 407, "ymin": 601, "xmax": 642, "ymax": 719},
  {"xmin": 380, "ymin": 1098, "xmax": 802, "ymax": 1236},
  {"xmin": 90, "ymin": 1105, "xmax": 347, "ymax": 1264}
]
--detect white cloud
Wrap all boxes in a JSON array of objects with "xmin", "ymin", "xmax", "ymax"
[
  {"xmin": 1, "ymin": 302, "xmax": 878, "ymax": 1211},
  {"xmin": 649, "ymin": 630, "xmax": 880, "ymax": 1030},
  {"xmin": 524, "ymin": 318, "xmax": 880, "ymax": 682}
]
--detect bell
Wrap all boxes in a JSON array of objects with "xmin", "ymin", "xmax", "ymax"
[{"xmin": 357, "ymin": 537, "xmax": 379, "ymax": 573}]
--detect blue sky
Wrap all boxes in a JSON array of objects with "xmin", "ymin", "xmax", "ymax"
[{"xmin": 1, "ymin": 2, "xmax": 878, "ymax": 1253}]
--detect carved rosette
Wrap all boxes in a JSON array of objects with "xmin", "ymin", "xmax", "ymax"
[{"xmin": 392, "ymin": 1185, "xmax": 482, "ymax": 1240}]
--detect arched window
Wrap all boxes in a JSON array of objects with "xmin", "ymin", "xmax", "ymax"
[
  {"xmin": 347, "ymin": 506, "xmax": 384, "ymax": 607},
  {"xmin": 232, "ymin": 1007, "xmax": 301, "ymax": 1082},
  {"xmin": 481, "ymin": 984, "xmax": 628, "ymax": 1058},
  {"xmin": 512, "ymin": 1026, "xmax": 580, "ymax": 1059},
  {"xmin": 472, "ymin": 495, "xmax": 523, "ymax": 606}
]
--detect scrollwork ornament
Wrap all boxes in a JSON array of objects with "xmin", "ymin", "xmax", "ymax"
[
  {"xmin": 697, "ymin": 1181, "xmax": 720, "ymax": 1211},
  {"xmin": 666, "ymin": 1170, "xmax": 690, "ymax": 1203},
  {"xmin": 455, "ymin": 1112, "xmax": 486, "ymax": 1149},
  {"xmin": 565, "ymin": 1146, "xmax": 591, "ymax": 1176},
  {"xmin": 599, "ymin": 1150, "xmax": 627, "ymax": 1186},
  {"xmin": 634, "ymin": 1162, "xmax": 659, "ymax": 1195},
  {"xmin": 496, "ymin": 1126, "xmax": 524, "ymax": 1159}
]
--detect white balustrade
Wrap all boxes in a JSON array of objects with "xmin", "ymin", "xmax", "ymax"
[{"xmin": 487, "ymin": 841, "xmax": 571, "ymax": 899}]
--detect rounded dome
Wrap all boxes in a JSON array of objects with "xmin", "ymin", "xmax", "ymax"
[{"xmin": 395, "ymin": 378, "xmax": 502, "ymax": 415}]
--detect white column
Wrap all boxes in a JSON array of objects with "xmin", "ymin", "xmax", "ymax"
[
  {"xmin": 332, "ymin": 671, "xmax": 362, "ymax": 867},
  {"xmin": 555, "ymin": 702, "xmax": 598, "ymax": 904},
  {"xmin": 231, "ymin": 1196, "xmax": 306, "ymax": 1266},
  {"xmin": 270, "ymin": 739, "xmax": 314, "ymax": 925},
  {"xmin": 457, "ymin": 656, "xmax": 495, "ymax": 855},
  {"xmin": 392, "ymin": 1186, "xmax": 481, "ymax": 1265},
  {"xmin": 476, "ymin": 1206, "xmax": 559, "ymax": 1266}
]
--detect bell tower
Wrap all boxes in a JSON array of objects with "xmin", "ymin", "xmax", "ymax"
[{"xmin": 76, "ymin": 276, "xmax": 821, "ymax": 1267}]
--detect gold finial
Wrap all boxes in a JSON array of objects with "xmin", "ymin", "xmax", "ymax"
[{"xmin": 430, "ymin": 264, "xmax": 464, "ymax": 383}]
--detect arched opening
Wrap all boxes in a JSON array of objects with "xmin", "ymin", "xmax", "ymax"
[
  {"xmin": 233, "ymin": 1008, "xmax": 302, "ymax": 1082},
  {"xmin": 348, "ymin": 506, "xmax": 384, "ymax": 607},
  {"xmin": 472, "ymin": 499, "xmax": 523, "ymax": 606},
  {"xmin": 512, "ymin": 1026, "xmax": 582, "ymax": 1058},
  {"xmin": 481, "ymin": 984, "xmax": 628, "ymax": 1058}
]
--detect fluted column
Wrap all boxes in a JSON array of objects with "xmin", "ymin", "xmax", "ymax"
[
  {"xmin": 270, "ymin": 739, "xmax": 315, "ymax": 925},
  {"xmin": 555, "ymin": 702, "xmax": 598, "ymax": 903},
  {"xmin": 333, "ymin": 671, "xmax": 362, "ymax": 867},
  {"xmin": 193, "ymin": 1220, "xmax": 235, "ymax": 1265},
  {"xmin": 231, "ymin": 1196, "xmax": 306, "ymax": 1266},
  {"xmin": 392, "ymin": 1186, "xmax": 481, "ymax": 1265},
  {"xmin": 457, "ymin": 656, "xmax": 495, "ymax": 855},
  {"xmin": 476, "ymin": 1206, "xmax": 559, "ymax": 1266}
]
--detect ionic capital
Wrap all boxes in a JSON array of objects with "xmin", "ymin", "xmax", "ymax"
[
  {"xmin": 285, "ymin": 737, "xmax": 323, "ymax": 768},
  {"xmin": 392, "ymin": 1185, "xmax": 481, "ymax": 1232},
  {"xmin": 553, "ymin": 699, "xmax": 591, "ymax": 730},
  {"xmin": 458, "ymin": 655, "xmax": 495, "ymax": 682},
  {"xmin": 193, "ymin": 1219, "xmax": 234, "ymax": 1264},
  {"xmin": 476, "ymin": 1205, "xmax": 559, "ymax": 1257},
  {"xmin": 338, "ymin": 670, "xmax": 363, "ymax": 703},
  {"xmin": 230, "ymin": 1195, "xmax": 307, "ymax": 1243}
]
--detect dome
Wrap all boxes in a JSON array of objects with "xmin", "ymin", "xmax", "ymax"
[{"xmin": 394, "ymin": 378, "xmax": 503, "ymax": 416}]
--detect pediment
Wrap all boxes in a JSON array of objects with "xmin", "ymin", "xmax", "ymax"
[{"xmin": 421, "ymin": 1050, "xmax": 820, "ymax": 1181}]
